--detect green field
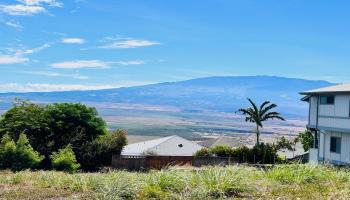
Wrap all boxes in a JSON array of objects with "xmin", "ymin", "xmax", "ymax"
[{"xmin": 1, "ymin": 164, "xmax": 349, "ymax": 199}]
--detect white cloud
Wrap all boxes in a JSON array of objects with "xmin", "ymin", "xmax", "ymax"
[
  {"xmin": 19, "ymin": 0, "xmax": 63, "ymax": 7},
  {"xmin": 62, "ymin": 38, "xmax": 85, "ymax": 44},
  {"xmin": 0, "ymin": 4, "xmax": 44, "ymax": 16},
  {"xmin": 0, "ymin": 43, "xmax": 51, "ymax": 65},
  {"xmin": 50, "ymin": 60, "xmax": 109, "ymax": 69},
  {"xmin": 4, "ymin": 20, "xmax": 23, "ymax": 30},
  {"xmin": 0, "ymin": 83, "xmax": 116, "ymax": 93},
  {"xmin": 0, "ymin": 55, "xmax": 28, "ymax": 64},
  {"xmin": 23, "ymin": 71, "xmax": 89, "ymax": 79},
  {"xmin": 17, "ymin": 43, "xmax": 51, "ymax": 55},
  {"xmin": 100, "ymin": 37, "xmax": 161, "ymax": 49},
  {"xmin": 0, "ymin": 81, "xmax": 152, "ymax": 93},
  {"xmin": 116, "ymin": 60, "xmax": 145, "ymax": 65},
  {"xmin": 0, "ymin": 0, "xmax": 62, "ymax": 16}
]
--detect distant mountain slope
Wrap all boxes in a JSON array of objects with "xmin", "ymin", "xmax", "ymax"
[{"xmin": 0, "ymin": 76, "xmax": 333, "ymax": 118}]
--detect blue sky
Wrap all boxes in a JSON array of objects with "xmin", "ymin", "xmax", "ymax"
[{"xmin": 0, "ymin": 0, "xmax": 349, "ymax": 92}]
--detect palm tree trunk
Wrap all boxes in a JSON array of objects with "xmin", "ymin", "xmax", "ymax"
[{"xmin": 256, "ymin": 125, "xmax": 260, "ymax": 145}]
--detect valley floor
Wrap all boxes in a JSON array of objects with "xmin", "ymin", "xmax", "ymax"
[{"xmin": 1, "ymin": 164, "xmax": 350, "ymax": 199}]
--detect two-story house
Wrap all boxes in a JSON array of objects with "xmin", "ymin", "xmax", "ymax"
[{"xmin": 301, "ymin": 84, "xmax": 350, "ymax": 165}]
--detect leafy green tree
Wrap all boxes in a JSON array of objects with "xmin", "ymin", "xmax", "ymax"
[
  {"xmin": 0, "ymin": 99, "xmax": 51, "ymax": 157},
  {"xmin": 237, "ymin": 98, "xmax": 285, "ymax": 145},
  {"xmin": 44, "ymin": 103, "xmax": 108, "ymax": 168},
  {"xmin": 50, "ymin": 145, "xmax": 80, "ymax": 173},
  {"xmin": 296, "ymin": 130, "xmax": 314, "ymax": 151},
  {"xmin": 0, "ymin": 133, "xmax": 43, "ymax": 171},
  {"xmin": 0, "ymin": 99, "xmax": 109, "ymax": 169}
]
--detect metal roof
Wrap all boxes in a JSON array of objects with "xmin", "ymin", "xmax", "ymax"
[{"xmin": 300, "ymin": 83, "xmax": 350, "ymax": 95}]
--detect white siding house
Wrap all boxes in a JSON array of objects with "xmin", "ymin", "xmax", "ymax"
[{"xmin": 301, "ymin": 84, "xmax": 350, "ymax": 165}]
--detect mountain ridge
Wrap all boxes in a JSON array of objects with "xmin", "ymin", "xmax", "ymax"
[{"xmin": 0, "ymin": 76, "xmax": 334, "ymax": 118}]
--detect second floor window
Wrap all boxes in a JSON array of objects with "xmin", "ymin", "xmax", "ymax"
[{"xmin": 320, "ymin": 95, "xmax": 335, "ymax": 105}]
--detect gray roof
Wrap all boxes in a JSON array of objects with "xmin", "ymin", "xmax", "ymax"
[
  {"xmin": 300, "ymin": 83, "xmax": 350, "ymax": 95},
  {"xmin": 121, "ymin": 135, "xmax": 203, "ymax": 156},
  {"xmin": 126, "ymin": 135, "xmax": 161, "ymax": 144}
]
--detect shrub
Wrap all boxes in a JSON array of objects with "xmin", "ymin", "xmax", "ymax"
[
  {"xmin": 194, "ymin": 148, "xmax": 212, "ymax": 157},
  {"xmin": 0, "ymin": 133, "xmax": 43, "ymax": 171},
  {"xmin": 249, "ymin": 143, "xmax": 278, "ymax": 164},
  {"xmin": 231, "ymin": 146, "xmax": 250, "ymax": 162},
  {"xmin": 296, "ymin": 130, "xmax": 314, "ymax": 151},
  {"xmin": 274, "ymin": 136, "xmax": 295, "ymax": 151},
  {"xmin": 80, "ymin": 129, "xmax": 128, "ymax": 170},
  {"xmin": 50, "ymin": 145, "xmax": 80, "ymax": 173},
  {"xmin": 194, "ymin": 143, "xmax": 279, "ymax": 164},
  {"xmin": 209, "ymin": 145, "xmax": 233, "ymax": 157}
]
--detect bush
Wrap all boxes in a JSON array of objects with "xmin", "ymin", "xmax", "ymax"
[
  {"xmin": 0, "ymin": 133, "xmax": 43, "ymax": 171},
  {"xmin": 50, "ymin": 145, "xmax": 80, "ymax": 173},
  {"xmin": 194, "ymin": 143, "xmax": 279, "ymax": 164},
  {"xmin": 80, "ymin": 129, "xmax": 128, "ymax": 170},
  {"xmin": 249, "ymin": 143, "xmax": 278, "ymax": 164},
  {"xmin": 209, "ymin": 145, "xmax": 233, "ymax": 157},
  {"xmin": 194, "ymin": 148, "xmax": 212, "ymax": 157},
  {"xmin": 231, "ymin": 146, "xmax": 250, "ymax": 162},
  {"xmin": 274, "ymin": 136, "xmax": 295, "ymax": 151},
  {"xmin": 296, "ymin": 130, "xmax": 314, "ymax": 151}
]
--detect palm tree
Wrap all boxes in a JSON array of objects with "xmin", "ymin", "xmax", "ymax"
[{"xmin": 237, "ymin": 98, "xmax": 285, "ymax": 145}]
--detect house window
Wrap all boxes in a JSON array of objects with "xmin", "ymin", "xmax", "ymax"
[
  {"xmin": 330, "ymin": 137, "xmax": 341, "ymax": 154},
  {"xmin": 320, "ymin": 95, "xmax": 334, "ymax": 105},
  {"xmin": 314, "ymin": 131, "xmax": 319, "ymax": 149}
]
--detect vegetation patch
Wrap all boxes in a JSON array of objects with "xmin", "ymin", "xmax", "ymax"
[{"xmin": 1, "ymin": 164, "xmax": 350, "ymax": 199}]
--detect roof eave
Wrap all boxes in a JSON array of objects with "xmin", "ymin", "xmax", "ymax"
[
  {"xmin": 300, "ymin": 91, "xmax": 350, "ymax": 95},
  {"xmin": 300, "ymin": 95, "xmax": 310, "ymax": 102}
]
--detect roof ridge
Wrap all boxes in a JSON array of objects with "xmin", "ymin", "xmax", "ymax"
[{"xmin": 151, "ymin": 135, "xmax": 178, "ymax": 150}]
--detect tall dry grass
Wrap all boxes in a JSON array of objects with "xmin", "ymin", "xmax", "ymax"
[{"xmin": 1, "ymin": 164, "xmax": 350, "ymax": 199}]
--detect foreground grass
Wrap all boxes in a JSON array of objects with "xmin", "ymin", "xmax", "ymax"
[{"xmin": 1, "ymin": 164, "xmax": 350, "ymax": 199}]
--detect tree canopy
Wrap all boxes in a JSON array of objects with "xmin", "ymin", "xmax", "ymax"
[{"xmin": 0, "ymin": 99, "xmax": 110, "ymax": 169}]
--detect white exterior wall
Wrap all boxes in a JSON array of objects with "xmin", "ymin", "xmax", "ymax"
[
  {"xmin": 309, "ymin": 148, "xmax": 318, "ymax": 163},
  {"xmin": 307, "ymin": 94, "xmax": 350, "ymax": 164},
  {"xmin": 309, "ymin": 96, "xmax": 318, "ymax": 126},
  {"xmin": 149, "ymin": 136, "xmax": 203, "ymax": 156},
  {"xmin": 308, "ymin": 94, "xmax": 350, "ymax": 130},
  {"xmin": 318, "ymin": 131, "xmax": 350, "ymax": 164}
]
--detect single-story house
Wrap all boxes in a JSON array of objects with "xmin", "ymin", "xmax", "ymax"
[{"xmin": 121, "ymin": 135, "xmax": 203, "ymax": 156}]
